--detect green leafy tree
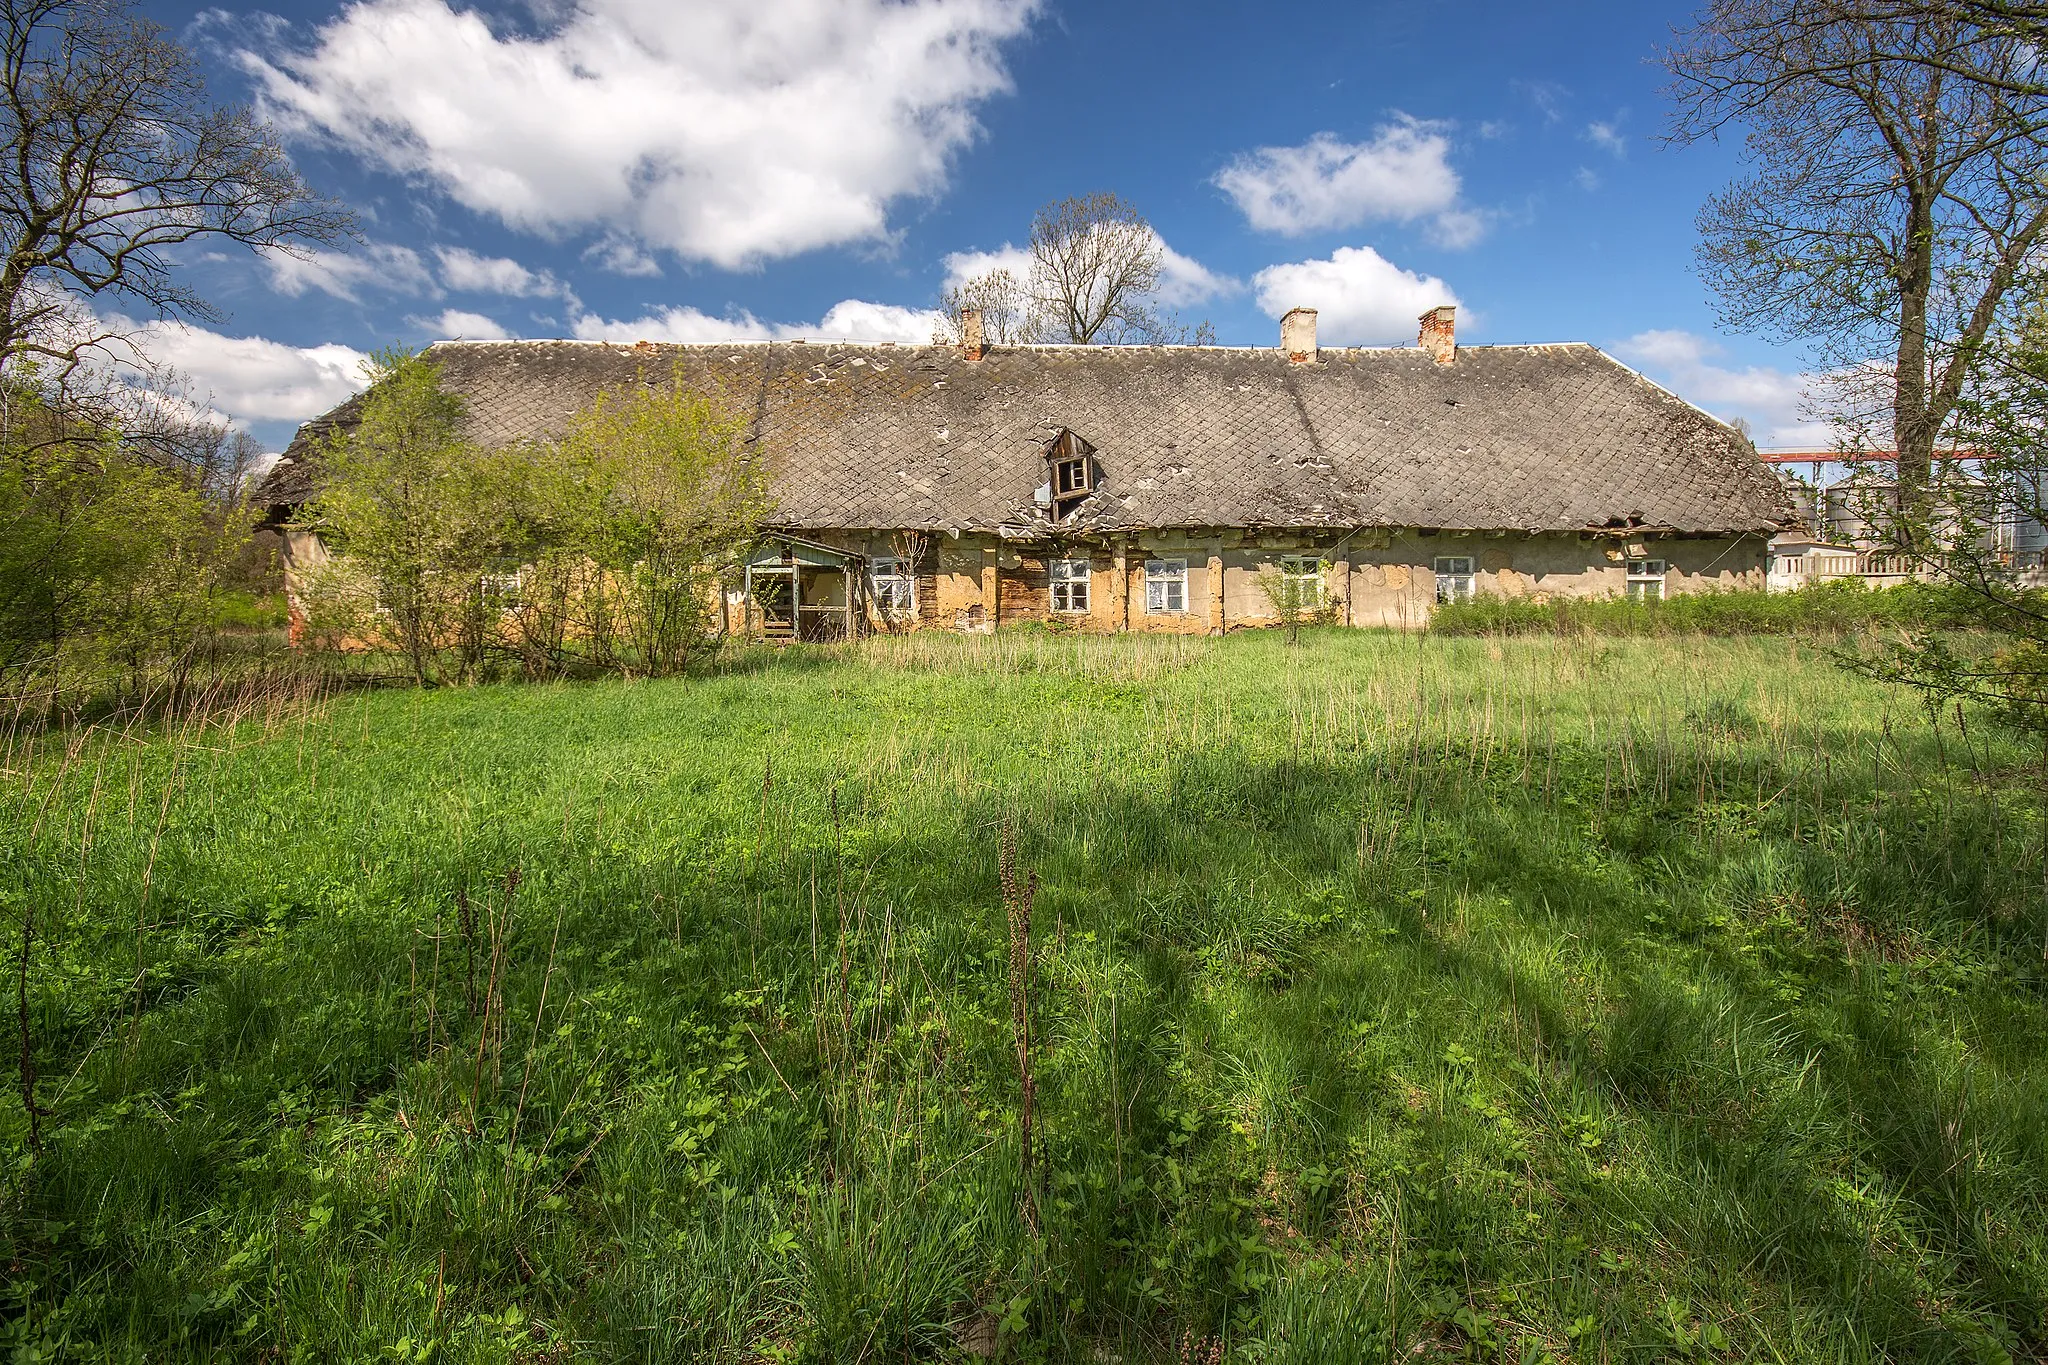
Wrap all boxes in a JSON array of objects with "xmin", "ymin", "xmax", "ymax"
[
  {"xmin": 531, "ymin": 368, "xmax": 770, "ymax": 677},
  {"xmin": 1254, "ymin": 559, "xmax": 1334, "ymax": 645},
  {"xmin": 302, "ymin": 348, "xmax": 509, "ymax": 686},
  {"xmin": 0, "ymin": 0, "xmax": 346, "ymax": 713},
  {"xmin": 1665, "ymin": 3, "xmax": 2048, "ymax": 504},
  {"xmin": 1848, "ymin": 309, "xmax": 2048, "ymax": 736},
  {"xmin": 0, "ymin": 391, "xmax": 233, "ymax": 709},
  {"xmin": 306, "ymin": 356, "xmax": 770, "ymax": 683}
]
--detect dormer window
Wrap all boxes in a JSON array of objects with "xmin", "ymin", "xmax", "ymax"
[
  {"xmin": 1045, "ymin": 429, "xmax": 1096, "ymax": 521},
  {"xmin": 1055, "ymin": 452, "xmax": 1091, "ymax": 497}
]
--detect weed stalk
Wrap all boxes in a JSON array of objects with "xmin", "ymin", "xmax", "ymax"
[{"xmin": 1000, "ymin": 822, "xmax": 1039, "ymax": 1236}]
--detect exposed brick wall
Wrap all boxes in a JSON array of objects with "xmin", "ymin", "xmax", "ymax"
[{"xmin": 998, "ymin": 552, "xmax": 1053, "ymax": 623}]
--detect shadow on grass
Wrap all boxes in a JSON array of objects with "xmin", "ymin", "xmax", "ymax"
[{"xmin": 5, "ymin": 713, "xmax": 2046, "ymax": 1363}]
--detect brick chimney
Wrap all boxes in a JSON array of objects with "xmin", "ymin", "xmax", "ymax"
[
  {"xmin": 1418, "ymin": 305, "xmax": 1456, "ymax": 365},
  {"xmin": 1281, "ymin": 307, "xmax": 1317, "ymax": 364},
  {"xmin": 960, "ymin": 306, "xmax": 985, "ymax": 361}
]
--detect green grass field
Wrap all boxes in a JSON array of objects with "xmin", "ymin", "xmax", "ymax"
[{"xmin": 4, "ymin": 630, "xmax": 2046, "ymax": 1363}]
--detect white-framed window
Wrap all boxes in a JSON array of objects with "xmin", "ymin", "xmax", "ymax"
[
  {"xmin": 1145, "ymin": 558, "xmax": 1188, "ymax": 614},
  {"xmin": 1625, "ymin": 558, "xmax": 1668, "ymax": 601},
  {"xmin": 1049, "ymin": 557, "xmax": 1091, "ymax": 613},
  {"xmin": 1279, "ymin": 555, "xmax": 1327, "ymax": 605},
  {"xmin": 481, "ymin": 569, "xmax": 523, "ymax": 612},
  {"xmin": 1434, "ymin": 556, "xmax": 1476, "ymax": 604},
  {"xmin": 869, "ymin": 557, "xmax": 915, "ymax": 615}
]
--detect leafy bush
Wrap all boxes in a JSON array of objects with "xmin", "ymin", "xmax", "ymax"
[
  {"xmin": 1429, "ymin": 579, "xmax": 1946, "ymax": 637},
  {"xmin": 0, "ymin": 408, "xmax": 249, "ymax": 712},
  {"xmin": 301, "ymin": 350, "xmax": 770, "ymax": 683}
]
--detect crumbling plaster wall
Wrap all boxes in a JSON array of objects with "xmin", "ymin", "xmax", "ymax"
[
  {"xmin": 279, "ymin": 528, "xmax": 335, "ymax": 645},
  {"xmin": 748, "ymin": 525, "xmax": 1768, "ymax": 636},
  {"xmin": 281, "ymin": 522, "xmax": 1769, "ymax": 645},
  {"xmin": 1343, "ymin": 531, "xmax": 1767, "ymax": 627}
]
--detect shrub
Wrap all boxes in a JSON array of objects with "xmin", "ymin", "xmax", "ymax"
[
  {"xmin": 517, "ymin": 370, "xmax": 770, "ymax": 678},
  {"xmin": 301, "ymin": 351, "xmax": 770, "ymax": 683},
  {"xmin": 1428, "ymin": 580, "xmax": 1946, "ymax": 637},
  {"xmin": 299, "ymin": 348, "xmax": 508, "ymax": 685},
  {"xmin": 0, "ymin": 411, "xmax": 245, "ymax": 712}
]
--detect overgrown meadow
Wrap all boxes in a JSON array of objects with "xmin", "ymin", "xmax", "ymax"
[{"xmin": 3, "ymin": 630, "xmax": 2046, "ymax": 1363}]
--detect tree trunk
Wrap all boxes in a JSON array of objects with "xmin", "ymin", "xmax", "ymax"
[{"xmin": 1894, "ymin": 187, "xmax": 1939, "ymax": 531}]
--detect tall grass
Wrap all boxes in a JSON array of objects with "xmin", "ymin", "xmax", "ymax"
[{"xmin": 1, "ymin": 630, "xmax": 2044, "ymax": 1362}]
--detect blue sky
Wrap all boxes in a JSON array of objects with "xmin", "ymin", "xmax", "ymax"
[{"xmin": 134, "ymin": 0, "xmax": 1828, "ymax": 453}]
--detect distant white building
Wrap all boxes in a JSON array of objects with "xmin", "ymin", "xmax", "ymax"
[{"xmin": 1760, "ymin": 453, "xmax": 2048, "ymax": 589}]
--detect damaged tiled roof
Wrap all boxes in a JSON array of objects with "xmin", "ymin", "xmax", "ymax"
[{"xmin": 257, "ymin": 338, "xmax": 1793, "ymax": 535}]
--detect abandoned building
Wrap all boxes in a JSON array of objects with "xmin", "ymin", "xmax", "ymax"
[{"xmin": 256, "ymin": 305, "xmax": 1794, "ymax": 639}]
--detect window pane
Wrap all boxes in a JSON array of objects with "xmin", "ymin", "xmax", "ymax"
[
  {"xmin": 1144, "ymin": 559, "xmax": 1186, "ymax": 613},
  {"xmin": 1050, "ymin": 560, "xmax": 1090, "ymax": 613},
  {"xmin": 869, "ymin": 557, "xmax": 914, "ymax": 614}
]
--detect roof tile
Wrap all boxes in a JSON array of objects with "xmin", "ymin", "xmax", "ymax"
[{"xmin": 258, "ymin": 339, "xmax": 1791, "ymax": 535}]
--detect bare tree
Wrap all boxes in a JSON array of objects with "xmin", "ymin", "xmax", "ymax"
[
  {"xmin": 940, "ymin": 193, "xmax": 1207, "ymax": 346},
  {"xmin": 149, "ymin": 408, "xmax": 269, "ymax": 504},
  {"xmin": 1666, "ymin": 4, "xmax": 2048, "ymax": 501},
  {"xmin": 1029, "ymin": 194, "xmax": 1179, "ymax": 344},
  {"xmin": 937, "ymin": 266, "xmax": 1036, "ymax": 345},
  {"xmin": 0, "ymin": 0, "xmax": 351, "ymax": 414},
  {"xmin": 1698, "ymin": 2, "xmax": 2048, "ymax": 97}
]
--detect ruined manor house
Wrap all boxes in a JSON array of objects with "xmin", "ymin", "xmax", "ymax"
[{"xmin": 257, "ymin": 305, "xmax": 1793, "ymax": 639}]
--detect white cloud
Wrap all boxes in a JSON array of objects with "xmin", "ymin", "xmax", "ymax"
[
  {"xmin": 243, "ymin": 0, "xmax": 1039, "ymax": 270},
  {"xmin": 1584, "ymin": 120, "xmax": 1627, "ymax": 158},
  {"xmin": 1574, "ymin": 167, "xmax": 1602, "ymax": 192},
  {"xmin": 809, "ymin": 300, "xmax": 951, "ymax": 343},
  {"xmin": 1429, "ymin": 209, "xmax": 1487, "ymax": 251},
  {"xmin": 584, "ymin": 236, "xmax": 663, "ymax": 278},
  {"xmin": 941, "ymin": 244, "xmax": 1033, "ymax": 290},
  {"xmin": 262, "ymin": 241, "xmax": 437, "ymax": 302},
  {"xmin": 127, "ymin": 319, "xmax": 371, "ymax": 424},
  {"xmin": 1615, "ymin": 330, "xmax": 1838, "ymax": 447},
  {"xmin": 1215, "ymin": 119, "xmax": 1481, "ymax": 245},
  {"xmin": 1152, "ymin": 243, "xmax": 1237, "ymax": 307},
  {"xmin": 434, "ymin": 247, "xmax": 563, "ymax": 298},
  {"xmin": 571, "ymin": 298, "xmax": 947, "ymax": 345},
  {"xmin": 1516, "ymin": 79, "xmax": 1569, "ymax": 125},
  {"xmin": 1251, "ymin": 246, "xmax": 1460, "ymax": 346},
  {"xmin": 573, "ymin": 308, "xmax": 773, "ymax": 345},
  {"xmin": 416, "ymin": 308, "xmax": 512, "ymax": 340}
]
